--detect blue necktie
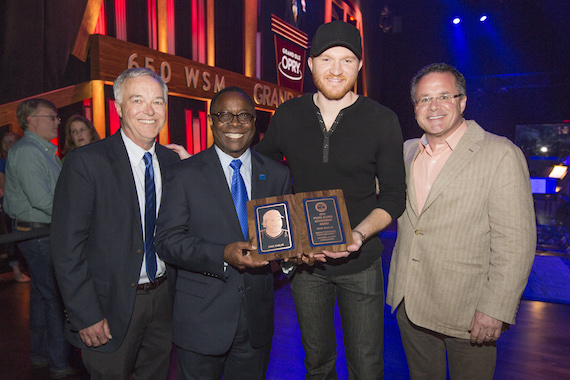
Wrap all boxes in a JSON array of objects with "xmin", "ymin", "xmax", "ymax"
[
  {"xmin": 230, "ymin": 159, "xmax": 249, "ymax": 240},
  {"xmin": 143, "ymin": 152, "xmax": 157, "ymax": 283}
]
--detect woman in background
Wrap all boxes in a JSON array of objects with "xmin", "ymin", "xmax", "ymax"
[{"xmin": 63, "ymin": 114, "xmax": 100, "ymax": 156}]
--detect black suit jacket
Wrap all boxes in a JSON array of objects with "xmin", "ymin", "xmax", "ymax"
[
  {"xmin": 51, "ymin": 131, "xmax": 179, "ymax": 353},
  {"xmin": 155, "ymin": 146, "xmax": 291, "ymax": 355}
]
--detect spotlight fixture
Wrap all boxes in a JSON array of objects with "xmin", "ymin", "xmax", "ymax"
[
  {"xmin": 452, "ymin": 17, "xmax": 461, "ymax": 25},
  {"xmin": 479, "ymin": 15, "xmax": 488, "ymax": 22}
]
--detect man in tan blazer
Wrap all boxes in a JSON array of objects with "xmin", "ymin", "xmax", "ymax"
[{"xmin": 386, "ymin": 63, "xmax": 536, "ymax": 379}]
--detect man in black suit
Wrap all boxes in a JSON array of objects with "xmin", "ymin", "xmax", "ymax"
[
  {"xmin": 155, "ymin": 87, "xmax": 291, "ymax": 379},
  {"xmin": 51, "ymin": 67, "xmax": 180, "ymax": 379}
]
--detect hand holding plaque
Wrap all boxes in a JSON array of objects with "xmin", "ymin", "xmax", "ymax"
[{"xmin": 247, "ymin": 189, "xmax": 353, "ymax": 262}]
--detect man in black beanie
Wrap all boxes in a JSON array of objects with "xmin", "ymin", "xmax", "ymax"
[{"xmin": 256, "ymin": 20, "xmax": 406, "ymax": 379}]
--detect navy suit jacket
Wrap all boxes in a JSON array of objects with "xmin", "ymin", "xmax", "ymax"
[
  {"xmin": 155, "ymin": 146, "xmax": 291, "ymax": 355},
  {"xmin": 51, "ymin": 131, "xmax": 179, "ymax": 352}
]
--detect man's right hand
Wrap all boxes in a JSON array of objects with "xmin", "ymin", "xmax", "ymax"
[
  {"xmin": 79, "ymin": 318, "xmax": 112, "ymax": 347},
  {"xmin": 165, "ymin": 143, "xmax": 192, "ymax": 160},
  {"xmin": 224, "ymin": 241, "xmax": 268, "ymax": 270}
]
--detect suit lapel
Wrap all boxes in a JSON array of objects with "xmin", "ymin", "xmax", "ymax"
[
  {"xmin": 404, "ymin": 141, "xmax": 421, "ymax": 220},
  {"xmin": 155, "ymin": 143, "xmax": 177, "ymax": 172},
  {"xmin": 421, "ymin": 121, "xmax": 484, "ymax": 213},
  {"xmin": 201, "ymin": 147, "xmax": 244, "ymax": 239},
  {"xmin": 108, "ymin": 132, "xmax": 143, "ymax": 236}
]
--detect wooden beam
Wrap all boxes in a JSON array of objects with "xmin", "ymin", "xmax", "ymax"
[
  {"xmin": 0, "ymin": 83, "xmax": 93, "ymax": 133},
  {"xmin": 157, "ymin": 0, "xmax": 168, "ymax": 53},
  {"xmin": 243, "ymin": 0, "xmax": 257, "ymax": 78},
  {"xmin": 91, "ymin": 80, "xmax": 106, "ymax": 138},
  {"xmin": 206, "ymin": 0, "xmax": 215, "ymax": 67},
  {"xmin": 72, "ymin": 0, "xmax": 104, "ymax": 62}
]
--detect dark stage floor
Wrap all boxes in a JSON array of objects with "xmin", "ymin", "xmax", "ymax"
[{"xmin": 2, "ymin": 236, "xmax": 570, "ymax": 379}]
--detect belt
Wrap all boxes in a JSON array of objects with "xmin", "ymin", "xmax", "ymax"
[
  {"xmin": 136, "ymin": 275, "xmax": 167, "ymax": 291},
  {"xmin": 15, "ymin": 220, "xmax": 51, "ymax": 231}
]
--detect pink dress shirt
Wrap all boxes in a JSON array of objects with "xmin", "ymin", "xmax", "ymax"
[{"xmin": 413, "ymin": 120, "xmax": 469, "ymax": 213}]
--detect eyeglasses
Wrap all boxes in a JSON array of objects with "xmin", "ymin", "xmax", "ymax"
[
  {"xmin": 413, "ymin": 94, "xmax": 463, "ymax": 106},
  {"xmin": 211, "ymin": 112, "xmax": 255, "ymax": 124},
  {"xmin": 31, "ymin": 115, "xmax": 61, "ymax": 122}
]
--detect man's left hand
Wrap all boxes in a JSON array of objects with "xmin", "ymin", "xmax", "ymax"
[
  {"xmin": 321, "ymin": 231, "xmax": 363, "ymax": 259},
  {"xmin": 224, "ymin": 241, "xmax": 268, "ymax": 270},
  {"xmin": 469, "ymin": 310, "xmax": 504, "ymax": 344}
]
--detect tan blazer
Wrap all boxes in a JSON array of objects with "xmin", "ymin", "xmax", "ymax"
[{"xmin": 386, "ymin": 120, "xmax": 536, "ymax": 339}]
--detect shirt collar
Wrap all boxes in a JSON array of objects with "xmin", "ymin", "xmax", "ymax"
[
  {"xmin": 214, "ymin": 145, "xmax": 252, "ymax": 170},
  {"xmin": 418, "ymin": 119, "xmax": 469, "ymax": 153},
  {"xmin": 24, "ymin": 130, "xmax": 58, "ymax": 153},
  {"xmin": 120, "ymin": 129, "xmax": 156, "ymax": 166}
]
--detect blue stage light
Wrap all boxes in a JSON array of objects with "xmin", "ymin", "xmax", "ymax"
[
  {"xmin": 480, "ymin": 15, "xmax": 488, "ymax": 22},
  {"xmin": 452, "ymin": 17, "xmax": 461, "ymax": 25}
]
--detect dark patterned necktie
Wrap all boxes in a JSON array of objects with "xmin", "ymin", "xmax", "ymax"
[{"xmin": 143, "ymin": 152, "xmax": 157, "ymax": 282}]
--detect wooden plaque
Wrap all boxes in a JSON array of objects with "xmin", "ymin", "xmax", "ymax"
[
  {"xmin": 295, "ymin": 190, "xmax": 353, "ymax": 254},
  {"xmin": 247, "ymin": 189, "xmax": 353, "ymax": 262},
  {"xmin": 247, "ymin": 195, "xmax": 303, "ymax": 262}
]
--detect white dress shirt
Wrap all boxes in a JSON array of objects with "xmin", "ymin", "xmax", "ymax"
[{"xmin": 121, "ymin": 129, "xmax": 166, "ymax": 284}]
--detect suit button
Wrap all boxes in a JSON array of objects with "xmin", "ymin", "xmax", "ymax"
[
  {"xmin": 415, "ymin": 230, "xmax": 423, "ymax": 235},
  {"xmin": 238, "ymin": 286, "xmax": 244, "ymax": 292},
  {"xmin": 131, "ymin": 283, "xmax": 136, "ymax": 288},
  {"xmin": 136, "ymin": 249, "xmax": 143, "ymax": 254}
]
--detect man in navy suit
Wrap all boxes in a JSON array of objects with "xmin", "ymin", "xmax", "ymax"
[
  {"xmin": 51, "ymin": 67, "xmax": 180, "ymax": 379},
  {"xmin": 155, "ymin": 87, "xmax": 291, "ymax": 379}
]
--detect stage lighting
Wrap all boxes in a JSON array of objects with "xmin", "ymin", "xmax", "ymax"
[
  {"xmin": 452, "ymin": 17, "xmax": 461, "ymax": 25},
  {"xmin": 479, "ymin": 15, "xmax": 488, "ymax": 22}
]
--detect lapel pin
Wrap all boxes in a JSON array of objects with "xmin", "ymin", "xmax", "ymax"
[{"xmin": 259, "ymin": 174, "xmax": 266, "ymax": 180}]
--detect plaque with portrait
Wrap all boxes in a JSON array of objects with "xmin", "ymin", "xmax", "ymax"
[
  {"xmin": 247, "ymin": 189, "xmax": 353, "ymax": 261},
  {"xmin": 247, "ymin": 195, "xmax": 303, "ymax": 262}
]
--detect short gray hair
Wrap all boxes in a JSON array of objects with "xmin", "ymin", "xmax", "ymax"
[{"xmin": 113, "ymin": 67, "xmax": 168, "ymax": 104}]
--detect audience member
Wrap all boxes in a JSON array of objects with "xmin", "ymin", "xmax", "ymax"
[
  {"xmin": 4, "ymin": 98, "xmax": 76, "ymax": 378},
  {"xmin": 0, "ymin": 131, "xmax": 30, "ymax": 282},
  {"xmin": 62, "ymin": 114, "xmax": 100, "ymax": 156}
]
